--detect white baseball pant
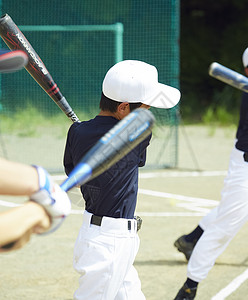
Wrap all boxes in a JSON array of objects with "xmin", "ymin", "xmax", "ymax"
[
  {"xmin": 188, "ymin": 145, "xmax": 248, "ymax": 282},
  {"xmin": 73, "ymin": 211, "xmax": 145, "ymax": 300}
]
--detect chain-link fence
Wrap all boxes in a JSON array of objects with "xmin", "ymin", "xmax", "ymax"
[{"xmin": 0, "ymin": 0, "xmax": 180, "ymax": 172}]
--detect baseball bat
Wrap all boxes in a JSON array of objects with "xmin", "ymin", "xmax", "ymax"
[
  {"xmin": 209, "ymin": 62, "xmax": 248, "ymax": 93},
  {"xmin": 0, "ymin": 108, "xmax": 154, "ymax": 251},
  {"xmin": 0, "ymin": 13, "xmax": 79, "ymax": 122},
  {"xmin": 60, "ymin": 108, "xmax": 155, "ymax": 192}
]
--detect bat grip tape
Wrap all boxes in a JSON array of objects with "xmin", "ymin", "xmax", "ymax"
[{"xmin": 56, "ymin": 97, "xmax": 74, "ymax": 114}]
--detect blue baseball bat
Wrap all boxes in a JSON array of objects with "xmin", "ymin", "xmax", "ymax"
[{"xmin": 60, "ymin": 108, "xmax": 155, "ymax": 192}]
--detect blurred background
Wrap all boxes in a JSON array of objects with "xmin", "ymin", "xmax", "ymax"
[
  {"xmin": 180, "ymin": 0, "xmax": 248, "ymax": 122},
  {"xmin": 0, "ymin": 0, "xmax": 247, "ymax": 171}
]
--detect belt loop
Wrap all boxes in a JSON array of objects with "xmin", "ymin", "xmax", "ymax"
[
  {"xmin": 135, "ymin": 216, "xmax": 142, "ymax": 231},
  {"xmin": 244, "ymin": 152, "xmax": 248, "ymax": 162},
  {"xmin": 91, "ymin": 215, "xmax": 103, "ymax": 226},
  {"xmin": 128, "ymin": 220, "xmax": 131, "ymax": 230}
]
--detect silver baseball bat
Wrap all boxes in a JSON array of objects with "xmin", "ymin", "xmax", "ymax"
[{"xmin": 209, "ymin": 62, "xmax": 248, "ymax": 93}]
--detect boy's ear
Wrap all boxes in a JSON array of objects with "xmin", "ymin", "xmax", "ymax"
[
  {"xmin": 117, "ymin": 102, "xmax": 130, "ymax": 114},
  {"xmin": 245, "ymin": 67, "xmax": 248, "ymax": 77}
]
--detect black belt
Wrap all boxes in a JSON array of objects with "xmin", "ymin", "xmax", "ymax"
[{"xmin": 90, "ymin": 215, "xmax": 142, "ymax": 231}]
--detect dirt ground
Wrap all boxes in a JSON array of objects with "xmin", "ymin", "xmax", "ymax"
[{"xmin": 1, "ymin": 125, "xmax": 248, "ymax": 299}]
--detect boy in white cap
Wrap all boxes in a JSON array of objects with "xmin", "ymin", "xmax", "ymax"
[
  {"xmin": 172, "ymin": 47, "xmax": 248, "ymax": 299},
  {"xmin": 64, "ymin": 60, "xmax": 180, "ymax": 300}
]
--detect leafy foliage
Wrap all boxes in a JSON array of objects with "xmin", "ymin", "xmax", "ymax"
[{"xmin": 180, "ymin": 0, "xmax": 248, "ymax": 121}]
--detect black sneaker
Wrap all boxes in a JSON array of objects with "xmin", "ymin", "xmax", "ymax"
[
  {"xmin": 174, "ymin": 235, "xmax": 197, "ymax": 261},
  {"xmin": 173, "ymin": 283, "xmax": 197, "ymax": 300}
]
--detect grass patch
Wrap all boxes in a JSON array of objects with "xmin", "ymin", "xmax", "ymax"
[
  {"xmin": 0, "ymin": 104, "xmax": 238, "ymax": 139},
  {"xmin": 200, "ymin": 106, "xmax": 238, "ymax": 136},
  {"xmin": 0, "ymin": 105, "xmax": 98, "ymax": 137},
  {"xmin": 202, "ymin": 106, "xmax": 238, "ymax": 125}
]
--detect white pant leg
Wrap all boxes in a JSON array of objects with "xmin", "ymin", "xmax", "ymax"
[
  {"xmin": 115, "ymin": 265, "xmax": 146, "ymax": 300},
  {"xmin": 188, "ymin": 146, "xmax": 248, "ymax": 282},
  {"xmin": 199, "ymin": 206, "xmax": 218, "ymax": 230},
  {"xmin": 73, "ymin": 211, "xmax": 145, "ymax": 300}
]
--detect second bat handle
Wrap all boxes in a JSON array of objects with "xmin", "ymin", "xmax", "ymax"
[{"xmin": 57, "ymin": 97, "xmax": 79, "ymax": 122}]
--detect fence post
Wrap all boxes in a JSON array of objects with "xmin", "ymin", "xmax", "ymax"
[{"xmin": 115, "ymin": 22, "xmax": 123, "ymax": 63}]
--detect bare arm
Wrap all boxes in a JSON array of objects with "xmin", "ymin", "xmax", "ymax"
[
  {"xmin": 0, "ymin": 158, "xmax": 71, "ymax": 252},
  {"xmin": 0, "ymin": 158, "xmax": 39, "ymax": 195}
]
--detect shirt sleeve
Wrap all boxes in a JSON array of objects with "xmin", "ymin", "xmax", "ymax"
[
  {"xmin": 138, "ymin": 133, "xmax": 152, "ymax": 167},
  {"xmin": 63, "ymin": 124, "xmax": 75, "ymax": 176}
]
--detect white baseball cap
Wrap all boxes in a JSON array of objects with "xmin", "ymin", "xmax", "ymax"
[
  {"xmin": 242, "ymin": 47, "xmax": 248, "ymax": 67},
  {"xmin": 102, "ymin": 60, "xmax": 181, "ymax": 109}
]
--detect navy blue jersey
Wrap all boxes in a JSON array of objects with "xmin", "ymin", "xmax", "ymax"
[
  {"xmin": 64, "ymin": 115, "xmax": 151, "ymax": 219},
  {"xmin": 236, "ymin": 92, "xmax": 248, "ymax": 152}
]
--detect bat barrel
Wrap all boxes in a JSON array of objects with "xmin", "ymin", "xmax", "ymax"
[
  {"xmin": 83, "ymin": 108, "xmax": 155, "ymax": 179},
  {"xmin": 209, "ymin": 62, "xmax": 248, "ymax": 93},
  {"xmin": 0, "ymin": 14, "xmax": 79, "ymax": 123},
  {"xmin": 0, "ymin": 14, "xmax": 49, "ymax": 76}
]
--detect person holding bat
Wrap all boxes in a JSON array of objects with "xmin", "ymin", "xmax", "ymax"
[
  {"xmin": 0, "ymin": 48, "xmax": 154, "ymax": 255},
  {"xmin": 0, "ymin": 158, "xmax": 71, "ymax": 252},
  {"xmin": 63, "ymin": 59, "xmax": 180, "ymax": 300},
  {"xmin": 0, "ymin": 49, "xmax": 71, "ymax": 252},
  {"xmin": 172, "ymin": 47, "xmax": 248, "ymax": 300}
]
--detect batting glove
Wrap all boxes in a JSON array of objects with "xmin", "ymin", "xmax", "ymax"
[{"xmin": 30, "ymin": 165, "xmax": 71, "ymax": 233}]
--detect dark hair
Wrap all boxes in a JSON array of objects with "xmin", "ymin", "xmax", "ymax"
[
  {"xmin": 99, "ymin": 92, "xmax": 143, "ymax": 112},
  {"xmin": 99, "ymin": 92, "xmax": 119, "ymax": 112},
  {"xmin": 129, "ymin": 102, "xmax": 143, "ymax": 111}
]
